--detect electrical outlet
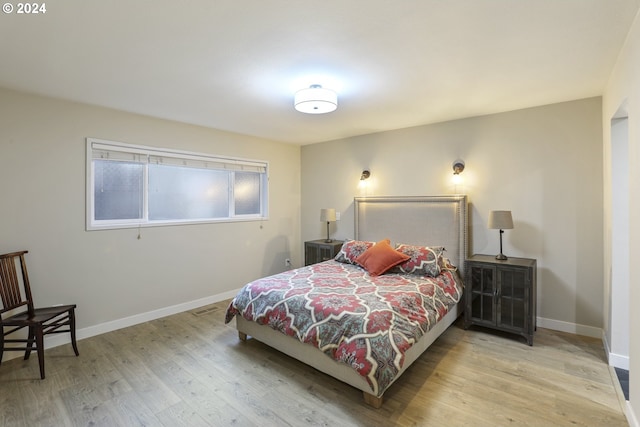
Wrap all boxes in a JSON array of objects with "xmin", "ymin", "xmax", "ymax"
[{"xmin": 285, "ymin": 258, "xmax": 291, "ymax": 267}]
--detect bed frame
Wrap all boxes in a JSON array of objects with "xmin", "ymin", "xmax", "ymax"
[{"xmin": 234, "ymin": 195, "xmax": 468, "ymax": 408}]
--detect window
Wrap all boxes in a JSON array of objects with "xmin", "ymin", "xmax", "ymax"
[{"xmin": 86, "ymin": 138, "xmax": 268, "ymax": 230}]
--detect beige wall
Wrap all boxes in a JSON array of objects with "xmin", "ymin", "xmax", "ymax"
[
  {"xmin": 302, "ymin": 98, "xmax": 604, "ymax": 333},
  {"xmin": 603, "ymin": 7, "xmax": 640, "ymax": 425},
  {"xmin": 0, "ymin": 87, "xmax": 301, "ymax": 331}
]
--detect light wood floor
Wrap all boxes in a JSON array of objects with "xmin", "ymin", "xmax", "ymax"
[{"xmin": 0, "ymin": 300, "xmax": 629, "ymax": 426}]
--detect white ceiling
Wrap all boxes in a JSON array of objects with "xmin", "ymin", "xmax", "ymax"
[{"xmin": 1, "ymin": 0, "xmax": 638, "ymax": 145}]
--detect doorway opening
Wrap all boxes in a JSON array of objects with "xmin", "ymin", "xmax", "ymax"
[{"xmin": 610, "ymin": 103, "xmax": 629, "ymax": 400}]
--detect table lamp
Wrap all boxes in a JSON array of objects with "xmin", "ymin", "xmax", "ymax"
[
  {"xmin": 320, "ymin": 208, "xmax": 337, "ymax": 242},
  {"xmin": 488, "ymin": 210, "xmax": 513, "ymax": 260}
]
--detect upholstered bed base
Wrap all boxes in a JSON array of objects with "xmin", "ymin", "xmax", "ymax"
[{"xmin": 235, "ymin": 300, "xmax": 462, "ymax": 408}]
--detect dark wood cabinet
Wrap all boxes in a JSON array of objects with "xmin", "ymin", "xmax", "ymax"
[
  {"xmin": 464, "ymin": 254, "xmax": 537, "ymax": 345},
  {"xmin": 304, "ymin": 240, "xmax": 344, "ymax": 266}
]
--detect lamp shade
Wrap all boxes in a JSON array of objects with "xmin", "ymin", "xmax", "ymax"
[
  {"xmin": 320, "ymin": 208, "xmax": 337, "ymax": 222},
  {"xmin": 488, "ymin": 210, "xmax": 513, "ymax": 230},
  {"xmin": 295, "ymin": 85, "xmax": 337, "ymax": 114}
]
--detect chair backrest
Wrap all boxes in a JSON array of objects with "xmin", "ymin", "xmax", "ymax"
[{"xmin": 0, "ymin": 251, "xmax": 34, "ymax": 316}]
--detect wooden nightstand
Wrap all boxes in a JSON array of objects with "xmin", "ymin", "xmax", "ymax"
[
  {"xmin": 464, "ymin": 254, "xmax": 537, "ymax": 345},
  {"xmin": 304, "ymin": 240, "xmax": 344, "ymax": 266}
]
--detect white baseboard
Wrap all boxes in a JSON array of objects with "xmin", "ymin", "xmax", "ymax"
[
  {"xmin": 602, "ymin": 331, "xmax": 630, "ymax": 370},
  {"xmin": 2, "ymin": 288, "xmax": 241, "ymax": 362},
  {"xmin": 536, "ymin": 316, "xmax": 602, "ymax": 338},
  {"xmin": 609, "ymin": 352, "xmax": 630, "ymax": 370},
  {"xmin": 628, "ymin": 401, "xmax": 639, "ymax": 427}
]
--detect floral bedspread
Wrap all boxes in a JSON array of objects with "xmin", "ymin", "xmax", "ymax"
[{"xmin": 224, "ymin": 260, "xmax": 463, "ymax": 396}]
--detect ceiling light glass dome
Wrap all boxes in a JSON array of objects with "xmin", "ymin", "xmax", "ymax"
[{"xmin": 294, "ymin": 84, "xmax": 337, "ymax": 114}]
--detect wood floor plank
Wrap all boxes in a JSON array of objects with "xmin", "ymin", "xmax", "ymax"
[
  {"xmin": 102, "ymin": 345, "xmax": 182, "ymax": 414},
  {"xmin": 151, "ymin": 358, "xmax": 263, "ymax": 426},
  {"xmin": 0, "ymin": 300, "xmax": 629, "ymax": 426},
  {"xmin": 102, "ymin": 389, "xmax": 163, "ymax": 426},
  {"xmin": 156, "ymin": 401, "xmax": 214, "ymax": 427},
  {"xmin": 17, "ymin": 377, "xmax": 74, "ymax": 426},
  {"xmin": 58, "ymin": 382, "xmax": 127, "ymax": 426},
  {"xmin": 0, "ymin": 368, "xmax": 27, "ymax": 427}
]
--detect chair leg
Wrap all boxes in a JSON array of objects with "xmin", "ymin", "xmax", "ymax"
[
  {"xmin": 35, "ymin": 327, "xmax": 45, "ymax": 379},
  {"xmin": 0, "ymin": 326, "xmax": 4, "ymax": 365},
  {"xmin": 24, "ymin": 325, "xmax": 35, "ymax": 360},
  {"xmin": 69, "ymin": 309, "xmax": 79, "ymax": 356}
]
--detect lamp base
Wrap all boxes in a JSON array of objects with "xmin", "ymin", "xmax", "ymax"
[
  {"xmin": 495, "ymin": 253, "xmax": 508, "ymax": 260},
  {"xmin": 324, "ymin": 221, "xmax": 333, "ymax": 244}
]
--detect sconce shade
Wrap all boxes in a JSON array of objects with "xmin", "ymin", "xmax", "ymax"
[
  {"xmin": 452, "ymin": 160, "xmax": 465, "ymax": 175},
  {"xmin": 488, "ymin": 210, "xmax": 513, "ymax": 230},
  {"xmin": 320, "ymin": 208, "xmax": 337, "ymax": 222},
  {"xmin": 295, "ymin": 85, "xmax": 337, "ymax": 114},
  {"xmin": 360, "ymin": 170, "xmax": 371, "ymax": 180}
]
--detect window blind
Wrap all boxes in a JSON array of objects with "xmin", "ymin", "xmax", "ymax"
[{"xmin": 90, "ymin": 139, "xmax": 267, "ymax": 173}]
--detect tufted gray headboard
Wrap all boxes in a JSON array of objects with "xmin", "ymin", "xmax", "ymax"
[{"xmin": 354, "ymin": 195, "xmax": 468, "ymax": 276}]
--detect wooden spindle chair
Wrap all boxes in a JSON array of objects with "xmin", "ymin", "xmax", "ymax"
[{"xmin": 0, "ymin": 250, "xmax": 78, "ymax": 379}]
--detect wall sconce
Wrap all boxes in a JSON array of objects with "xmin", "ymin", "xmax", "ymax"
[
  {"xmin": 452, "ymin": 160, "xmax": 465, "ymax": 175},
  {"xmin": 452, "ymin": 160, "xmax": 465, "ymax": 185},
  {"xmin": 360, "ymin": 170, "xmax": 371, "ymax": 180}
]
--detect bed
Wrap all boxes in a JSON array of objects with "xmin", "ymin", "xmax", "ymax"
[{"xmin": 225, "ymin": 195, "xmax": 468, "ymax": 408}]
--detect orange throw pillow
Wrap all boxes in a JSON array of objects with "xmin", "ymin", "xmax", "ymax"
[{"xmin": 355, "ymin": 239, "xmax": 411, "ymax": 276}]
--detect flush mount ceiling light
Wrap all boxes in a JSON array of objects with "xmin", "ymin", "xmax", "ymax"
[{"xmin": 294, "ymin": 84, "xmax": 337, "ymax": 114}]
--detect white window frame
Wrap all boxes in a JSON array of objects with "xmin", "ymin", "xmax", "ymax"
[{"xmin": 86, "ymin": 138, "xmax": 269, "ymax": 230}]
